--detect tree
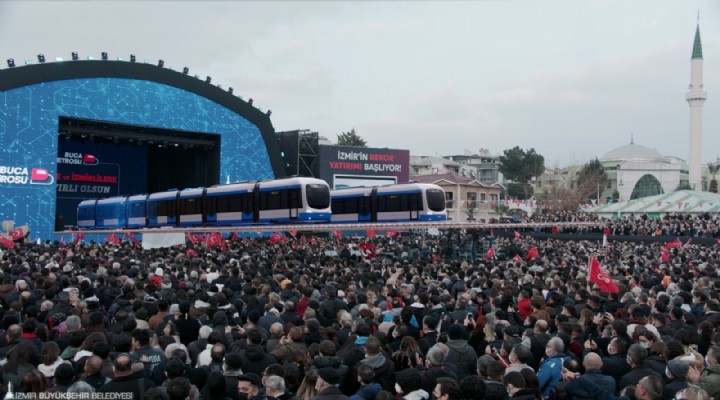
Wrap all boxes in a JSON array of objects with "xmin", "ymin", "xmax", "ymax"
[
  {"xmin": 498, "ymin": 147, "xmax": 545, "ymax": 199},
  {"xmin": 576, "ymin": 158, "xmax": 609, "ymax": 203},
  {"xmin": 708, "ymin": 163, "xmax": 720, "ymax": 193},
  {"xmin": 337, "ymin": 128, "xmax": 367, "ymax": 147}
]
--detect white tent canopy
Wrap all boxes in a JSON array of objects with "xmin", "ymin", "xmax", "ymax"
[{"xmin": 587, "ymin": 190, "xmax": 720, "ymax": 217}]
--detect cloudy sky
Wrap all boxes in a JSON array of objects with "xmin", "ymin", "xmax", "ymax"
[{"xmin": 1, "ymin": 0, "xmax": 718, "ymax": 167}]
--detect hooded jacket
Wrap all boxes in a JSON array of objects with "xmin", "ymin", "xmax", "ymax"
[
  {"xmin": 359, "ymin": 353, "xmax": 395, "ymax": 391},
  {"xmin": 239, "ymin": 343, "xmax": 278, "ymax": 376},
  {"xmin": 445, "ymin": 339, "xmax": 478, "ymax": 380}
]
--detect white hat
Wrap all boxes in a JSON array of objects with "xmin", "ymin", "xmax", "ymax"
[{"xmin": 155, "ymin": 268, "xmax": 164, "ymax": 277}]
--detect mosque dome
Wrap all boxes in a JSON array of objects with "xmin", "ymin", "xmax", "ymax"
[{"xmin": 600, "ymin": 143, "xmax": 664, "ymax": 162}]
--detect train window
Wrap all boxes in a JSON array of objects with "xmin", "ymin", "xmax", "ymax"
[
  {"xmin": 215, "ymin": 196, "xmax": 228, "ymax": 213},
  {"xmin": 148, "ymin": 202, "xmax": 158, "ymax": 217},
  {"xmin": 383, "ymin": 194, "xmax": 400, "ymax": 212},
  {"xmin": 426, "ymin": 189, "xmax": 446, "ymax": 211},
  {"xmin": 157, "ymin": 201, "xmax": 167, "ymax": 216},
  {"xmin": 180, "ymin": 198, "xmax": 201, "ymax": 214},
  {"xmin": 207, "ymin": 197, "xmax": 216, "ymax": 216},
  {"xmin": 409, "ymin": 193, "xmax": 421, "ymax": 211},
  {"xmin": 359, "ymin": 197, "xmax": 370, "ymax": 216},
  {"xmin": 331, "ymin": 198, "xmax": 344, "ymax": 214},
  {"xmin": 306, "ymin": 185, "xmax": 330, "ymax": 209},
  {"xmin": 289, "ymin": 188, "xmax": 300, "ymax": 209},
  {"xmin": 129, "ymin": 203, "xmax": 144, "ymax": 217},
  {"xmin": 229, "ymin": 195, "xmax": 243, "ymax": 212},
  {"xmin": 344, "ymin": 198, "xmax": 358, "ymax": 214},
  {"xmin": 399, "ymin": 194, "xmax": 409, "ymax": 211}
]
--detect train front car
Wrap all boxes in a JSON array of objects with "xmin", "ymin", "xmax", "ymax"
[
  {"xmin": 331, "ymin": 183, "xmax": 447, "ymax": 223},
  {"xmin": 418, "ymin": 183, "xmax": 447, "ymax": 221},
  {"xmin": 257, "ymin": 177, "xmax": 331, "ymax": 224}
]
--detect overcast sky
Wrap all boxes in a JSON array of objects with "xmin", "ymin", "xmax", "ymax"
[{"xmin": 1, "ymin": 1, "xmax": 719, "ymax": 167}]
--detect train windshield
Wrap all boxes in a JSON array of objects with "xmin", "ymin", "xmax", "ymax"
[
  {"xmin": 306, "ymin": 184, "xmax": 330, "ymax": 209},
  {"xmin": 426, "ymin": 189, "xmax": 446, "ymax": 211}
]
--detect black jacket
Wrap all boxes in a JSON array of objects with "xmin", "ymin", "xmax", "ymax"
[
  {"xmin": 601, "ymin": 354, "xmax": 631, "ymax": 389},
  {"xmin": 240, "ymin": 344, "xmax": 278, "ymax": 376},
  {"xmin": 618, "ymin": 366, "xmax": 661, "ymax": 390},
  {"xmin": 98, "ymin": 374, "xmax": 156, "ymax": 400}
]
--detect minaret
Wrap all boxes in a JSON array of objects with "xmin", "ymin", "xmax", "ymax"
[{"xmin": 687, "ymin": 22, "xmax": 707, "ymax": 191}]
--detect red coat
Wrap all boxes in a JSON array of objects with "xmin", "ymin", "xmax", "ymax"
[{"xmin": 518, "ymin": 298, "xmax": 532, "ymax": 320}]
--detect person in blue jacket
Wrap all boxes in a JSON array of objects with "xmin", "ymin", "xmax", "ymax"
[{"xmin": 537, "ymin": 337, "xmax": 568, "ymax": 399}]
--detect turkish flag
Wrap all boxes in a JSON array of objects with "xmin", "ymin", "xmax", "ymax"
[
  {"xmin": 0, "ymin": 237, "xmax": 14, "ymax": 249},
  {"xmin": 513, "ymin": 231, "xmax": 521, "ymax": 240},
  {"xmin": 661, "ymin": 248, "xmax": 670, "ymax": 263},
  {"xmin": 484, "ymin": 246, "xmax": 495, "ymax": 259},
  {"xmin": 269, "ymin": 232, "xmax": 281, "ymax": 244},
  {"xmin": 665, "ymin": 238, "xmax": 682, "ymax": 249},
  {"xmin": 206, "ymin": 232, "xmax": 223, "ymax": 248},
  {"xmin": 359, "ymin": 243, "xmax": 376, "ymax": 258},
  {"xmin": 366, "ymin": 229, "xmax": 376, "ymax": 239},
  {"xmin": 288, "ymin": 231, "xmax": 298, "ymax": 238},
  {"xmin": 301, "ymin": 235, "xmax": 307, "ymax": 245},
  {"xmin": 332, "ymin": 230, "xmax": 342, "ymax": 239},
  {"xmin": 124, "ymin": 232, "xmax": 140, "ymax": 246},
  {"xmin": 387, "ymin": 231, "xmax": 398, "ymax": 238},
  {"xmin": 105, "ymin": 233, "xmax": 120, "ymax": 244},
  {"xmin": 525, "ymin": 247, "xmax": 540, "ymax": 260},
  {"xmin": 186, "ymin": 233, "xmax": 204, "ymax": 245},
  {"xmin": 9, "ymin": 228, "xmax": 24, "ymax": 241},
  {"xmin": 513, "ymin": 254, "xmax": 523, "ymax": 263},
  {"xmin": 310, "ymin": 236, "xmax": 317, "ymax": 246},
  {"xmin": 588, "ymin": 257, "xmax": 619, "ymax": 293},
  {"xmin": 74, "ymin": 231, "xmax": 85, "ymax": 244},
  {"xmin": 229, "ymin": 232, "xmax": 239, "ymax": 242}
]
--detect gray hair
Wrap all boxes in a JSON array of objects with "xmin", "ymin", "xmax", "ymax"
[
  {"xmin": 339, "ymin": 311, "xmax": 353, "ymax": 327},
  {"xmin": 427, "ymin": 344, "xmax": 448, "ymax": 366},
  {"xmin": 67, "ymin": 381, "xmax": 95, "ymax": 394},
  {"xmin": 265, "ymin": 375, "xmax": 285, "ymax": 392},
  {"xmin": 65, "ymin": 315, "xmax": 82, "ymax": 332},
  {"xmin": 627, "ymin": 343, "xmax": 648, "ymax": 365},
  {"xmin": 548, "ymin": 337, "xmax": 565, "ymax": 353}
]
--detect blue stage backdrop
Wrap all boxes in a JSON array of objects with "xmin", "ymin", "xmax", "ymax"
[{"xmin": 0, "ymin": 61, "xmax": 283, "ymax": 240}]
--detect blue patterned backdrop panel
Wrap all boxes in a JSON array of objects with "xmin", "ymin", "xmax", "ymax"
[{"xmin": 0, "ymin": 78, "xmax": 274, "ymax": 240}]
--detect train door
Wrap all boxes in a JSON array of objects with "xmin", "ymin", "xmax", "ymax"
[
  {"xmin": 253, "ymin": 183, "xmax": 261, "ymax": 223},
  {"xmin": 409, "ymin": 193, "xmax": 420, "ymax": 220},
  {"xmin": 289, "ymin": 188, "xmax": 299, "ymax": 219}
]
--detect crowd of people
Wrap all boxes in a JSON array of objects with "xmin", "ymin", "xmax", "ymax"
[
  {"xmin": 517, "ymin": 211, "xmax": 720, "ymax": 238},
  {"xmin": 0, "ymin": 212, "xmax": 719, "ymax": 400}
]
